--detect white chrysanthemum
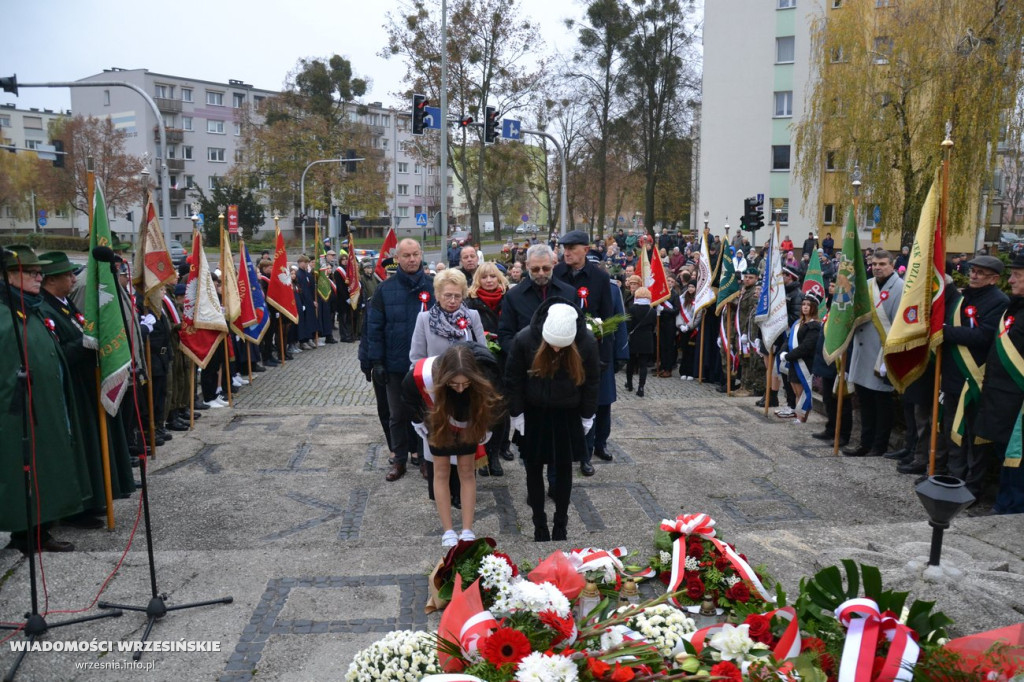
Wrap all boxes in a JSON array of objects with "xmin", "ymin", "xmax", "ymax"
[
  {"xmin": 479, "ymin": 554, "xmax": 514, "ymax": 591},
  {"xmin": 601, "ymin": 626, "xmax": 624, "ymax": 651},
  {"xmin": 515, "ymin": 651, "xmax": 579, "ymax": 682},
  {"xmin": 344, "ymin": 630, "xmax": 440, "ymax": 681},
  {"xmin": 707, "ymin": 623, "xmax": 770, "ymax": 663},
  {"xmin": 685, "ymin": 556, "xmax": 701, "ymax": 571},
  {"xmin": 660, "ymin": 550, "xmax": 673, "ymax": 565},
  {"xmin": 724, "ymin": 574, "xmax": 742, "ymax": 587},
  {"xmin": 619, "ymin": 604, "xmax": 696, "ymax": 658}
]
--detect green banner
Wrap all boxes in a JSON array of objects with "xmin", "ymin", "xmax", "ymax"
[{"xmin": 823, "ymin": 206, "xmax": 871, "ymax": 363}]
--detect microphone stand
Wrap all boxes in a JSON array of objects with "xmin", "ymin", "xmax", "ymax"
[
  {"xmin": 0, "ymin": 250, "xmax": 122, "ymax": 682},
  {"xmin": 95, "ymin": 253, "xmax": 232, "ymax": 661}
]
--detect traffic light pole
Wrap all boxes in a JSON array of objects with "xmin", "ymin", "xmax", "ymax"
[
  {"xmin": 520, "ymin": 128, "xmax": 568, "ymax": 236},
  {"xmin": 13, "ymin": 80, "xmax": 172, "ymax": 247},
  {"xmin": 300, "ymin": 157, "xmax": 363, "ymax": 254}
]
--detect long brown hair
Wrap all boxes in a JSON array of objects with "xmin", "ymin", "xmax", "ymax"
[
  {"xmin": 529, "ymin": 340, "xmax": 586, "ymax": 386},
  {"xmin": 428, "ymin": 345, "xmax": 504, "ymax": 449}
]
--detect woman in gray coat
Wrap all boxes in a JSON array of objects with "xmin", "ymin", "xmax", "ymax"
[{"xmin": 409, "ymin": 268, "xmax": 487, "ymax": 363}]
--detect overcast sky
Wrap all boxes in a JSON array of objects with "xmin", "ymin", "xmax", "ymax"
[{"xmin": 2, "ymin": 0, "xmax": 582, "ymax": 114}]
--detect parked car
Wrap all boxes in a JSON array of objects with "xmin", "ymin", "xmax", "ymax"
[
  {"xmin": 450, "ymin": 229, "xmax": 471, "ymax": 246},
  {"xmin": 168, "ymin": 239, "xmax": 188, "ymax": 266},
  {"xmin": 351, "ymin": 248, "xmax": 378, "ymax": 261},
  {"xmin": 999, "ymin": 231, "xmax": 1021, "ymax": 252},
  {"xmin": 515, "ymin": 224, "xmax": 539, "ymax": 234}
]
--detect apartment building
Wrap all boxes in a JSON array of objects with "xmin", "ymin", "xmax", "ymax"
[{"xmin": 0, "ymin": 104, "xmax": 75, "ymax": 234}]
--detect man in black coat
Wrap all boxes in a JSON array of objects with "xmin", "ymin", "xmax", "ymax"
[
  {"xmin": 917, "ymin": 257, "xmax": 1008, "ymax": 494},
  {"xmin": 973, "ymin": 253, "xmax": 1024, "ymax": 514},
  {"xmin": 497, "ymin": 244, "xmax": 576, "ymax": 353}
]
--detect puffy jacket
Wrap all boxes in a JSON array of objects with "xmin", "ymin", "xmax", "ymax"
[
  {"xmin": 364, "ymin": 267, "xmax": 435, "ymax": 373},
  {"xmin": 505, "ymin": 297, "xmax": 600, "ymax": 419}
]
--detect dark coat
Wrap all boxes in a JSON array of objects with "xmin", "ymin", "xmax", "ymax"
[
  {"xmin": 786, "ymin": 319, "xmax": 822, "ymax": 383},
  {"xmin": 941, "ymin": 283, "xmax": 1009, "ymax": 396},
  {"xmin": 974, "ymin": 295, "xmax": 1024, "ymax": 444},
  {"xmin": 364, "ymin": 267, "xmax": 435, "ymax": 373},
  {"xmin": 626, "ymin": 302, "xmax": 657, "ymax": 356},
  {"xmin": 497, "ymin": 276, "xmax": 577, "ymax": 353},
  {"xmin": 553, "ymin": 260, "xmax": 614, "ymax": 367},
  {"xmin": 505, "ymin": 297, "xmax": 600, "ymax": 419},
  {"xmin": 598, "ymin": 283, "xmax": 630, "ymax": 406},
  {"xmin": 294, "ymin": 269, "xmax": 318, "ymax": 340}
]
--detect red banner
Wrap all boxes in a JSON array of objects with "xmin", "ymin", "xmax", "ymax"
[
  {"xmin": 375, "ymin": 227, "xmax": 398, "ymax": 281},
  {"xmin": 227, "ymin": 204, "xmax": 239, "ymax": 235},
  {"xmin": 266, "ymin": 227, "xmax": 299, "ymax": 323}
]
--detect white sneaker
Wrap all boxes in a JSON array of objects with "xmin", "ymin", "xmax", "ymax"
[
  {"xmin": 686, "ymin": 376, "xmax": 694, "ymax": 381},
  {"xmin": 459, "ymin": 529, "xmax": 476, "ymax": 543},
  {"xmin": 774, "ymin": 408, "xmax": 795, "ymax": 418},
  {"xmin": 208, "ymin": 397, "xmax": 229, "ymax": 408},
  {"xmin": 287, "ymin": 344, "xmax": 301, "ymax": 353},
  {"xmin": 441, "ymin": 530, "xmax": 459, "ymax": 548},
  {"xmin": 317, "ymin": 338, "xmax": 326, "ymax": 347},
  {"xmin": 233, "ymin": 374, "xmax": 250, "ymax": 386},
  {"xmin": 680, "ymin": 374, "xmax": 687, "ymax": 380}
]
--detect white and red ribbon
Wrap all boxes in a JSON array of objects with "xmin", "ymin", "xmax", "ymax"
[
  {"xmin": 659, "ymin": 513, "xmax": 774, "ymax": 605},
  {"xmin": 456, "ymin": 316, "xmax": 470, "ymax": 337},
  {"xmin": 419, "ymin": 290, "xmax": 431, "ymax": 311},
  {"xmin": 834, "ymin": 598, "xmax": 919, "ymax": 682},
  {"xmin": 459, "ymin": 610, "xmax": 498, "ymax": 658},
  {"xmin": 577, "ymin": 286, "xmax": 589, "ymax": 309},
  {"xmin": 964, "ymin": 305, "xmax": 977, "ymax": 329},
  {"xmin": 876, "ymin": 289, "xmax": 889, "ymax": 309},
  {"xmin": 1001, "ymin": 315, "xmax": 1015, "ymax": 337}
]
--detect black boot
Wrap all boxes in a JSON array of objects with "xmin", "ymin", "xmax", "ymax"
[
  {"xmin": 533, "ymin": 511, "xmax": 550, "ymax": 542},
  {"xmin": 488, "ymin": 452, "xmax": 504, "ymax": 476},
  {"xmin": 552, "ymin": 513, "xmax": 568, "ymax": 541},
  {"xmin": 636, "ymin": 384, "xmax": 645, "ymax": 398}
]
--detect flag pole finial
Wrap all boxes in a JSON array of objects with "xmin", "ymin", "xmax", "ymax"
[{"xmin": 942, "ymin": 121, "xmax": 954, "ymax": 148}]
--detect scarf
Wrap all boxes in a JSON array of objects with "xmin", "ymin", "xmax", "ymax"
[
  {"xmin": 428, "ymin": 302, "xmax": 471, "ymax": 341},
  {"xmin": 474, "ymin": 286, "xmax": 503, "ymax": 313},
  {"xmin": 0, "ymin": 281, "xmax": 43, "ymax": 311}
]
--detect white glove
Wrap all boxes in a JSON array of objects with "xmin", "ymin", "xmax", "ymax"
[
  {"xmin": 581, "ymin": 416, "xmax": 594, "ymax": 434},
  {"xmin": 754, "ymin": 338, "xmax": 763, "ymax": 354},
  {"xmin": 412, "ymin": 421, "xmax": 429, "ymax": 440},
  {"xmin": 511, "ymin": 414, "xmax": 525, "ymax": 436},
  {"xmin": 679, "ymin": 324, "xmax": 689, "ymax": 333},
  {"xmin": 140, "ymin": 313, "xmax": 156, "ymax": 333},
  {"xmin": 740, "ymin": 334, "xmax": 748, "ymax": 346},
  {"xmin": 778, "ymin": 352, "xmax": 788, "ymax": 364},
  {"xmin": 878, "ymin": 361, "xmax": 888, "ymax": 377}
]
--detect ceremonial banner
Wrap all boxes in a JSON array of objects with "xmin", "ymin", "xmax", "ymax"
[
  {"xmin": 229, "ymin": 237, "xmax": 259, "ymax": 336},
  {"xmin": 755, "ymin": 222, "xmax": 788, "ymax": 348},
  {"xmin": 238, "ymin": 241, "xmax": 270, "ymax": 344},
  {"xmin": 375, "ymin": 227, "xmax": 398, "ymax": 281},
  {"xmin": 266, "ymin": 226, "xmax": 299, "ymax": 323},
  {"xmin": 132, "ymin": 189, "xmax": 176, "ymax": 317},
  {"xmin": 219, "ymin": 228, "xmax": 241, "ymax": 326},
  {"xmin": 714, "ymin": 247, "xmax": 740, "ymax": 315},
  {"xmin": 884, "ymin": 175, "xmax": 945, "ymax": 392},
  {"xmin": 823, "ymin": 206, "xmax": 872, "ymax": 363},
  {"xmin": 802, "ymin": 246, "xmax": 826, "ymax": 301},
  {"xmin": 346, "ymin": 232, "xmax": 362, "ymax": 310},
  {"xmin": 639, "ymin": 242, "xmax": 671, "ymax": 306},
  {"xmin": 694, "ymin": 233, "xmax": 715, "ymax": 313},
  {"xmin": 179, "ymin": 231, "xmax": 227, "ymax": 368},
  {"xmin": 314, "ymin": 222, "xmax": 332, "ymax": 302},
  {"xmin": 83, "ymin": 183, "xmax": 131, "ymax": 416}
]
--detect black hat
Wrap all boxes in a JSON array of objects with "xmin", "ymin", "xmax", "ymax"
[
  {"xmin": 558, "ymin": 230, "xmax": 590, "ymax": 247},
  {"xmin": 1007, "ymin": 254, "xmax": 1024, "ymax": 270},
  {"xmin": 174, "ymin": 283, "xmax": 187, "ymax": 296},
  {"xmin": 39, "ymin": 251, "xmax": 78, "ymax": 276},
  {"xmin": 803, "ymin": 290, "xmax": 822, "ymax": 305},
  {"xmin": 2, "ymin": 244, "xmax": 51, "ymax": 270},
  {"xmin": 782, "ymin": 265, "xmax": 801, "ymax": 279},
  {"xmin": 967, "ymin": 255, "xmax": 1004, "ymax": 275}
]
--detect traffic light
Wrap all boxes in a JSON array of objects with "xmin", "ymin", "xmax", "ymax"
[
  {"xmin": 345, "ymin": 149, "xmax": 357, "ymax": 173},
  {"xmin": 752, "ymin": 199, "xmax": 765, "ymax": 230},
  {"xmin": 458, "ymin": 115, "xmax": 474, "ymax": 129},
  {"xmin": 52, "ymin": 140, "xmax": 64, "ymax": 168},
  {"xmin": 741, "ymin": 198, "xmax": 755, "ymax": 231},
  {"xmin": 339, "ymin": 213, "xmax": 351, "ymax": 237},
  {"xmin": 412, "ymin": 94, "xmax": 427, "ymax": 136},
  {"xmin": 0, "ymin": 74, "xmax": 16, "ymax": 95},
  {"xmin": 484, "ymin": 106, "xmax": 498, "ymax": 144}
]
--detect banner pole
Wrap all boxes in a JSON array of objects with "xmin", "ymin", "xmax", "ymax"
[
  {"xmin": 223, "ymin": 336, "xmax": 233, "ymax": 407},
  {"xmin": 765, "ymin": 350, "xmax": 774, "ymax": 417},
  {"xmin": 145, "ymin": 336, "xmax": 157, "ymax": 458},
  {"xmin": 834, "ymin": 357, "xmax": 845, "ymax": 455},
  {"xmin": 698, "ymin": 319, "xmax": 706, "ymax": 383},
  {"xmin": 279, "ymin": 317, "xmax": 286, "ymax": 364},
  {"xmin": 247, "ymin": 342, "xmax": 254, "ymax": 384},
  {"xmin": 930, "ymin": 131, "xmax": 954, "ymax": 475},
  {"xmin": 726, "ymin": 303, "xmax": 733, "ymax": 396},
  {"xmin": 189, "ymin": 359, "xmax": 195, "ymax": 430},
  {"xmin": 96, "ymin": 367, "xmax": 115, "ymax": 530}
]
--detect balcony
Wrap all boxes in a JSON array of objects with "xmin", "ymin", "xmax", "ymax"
[
  {"xmin": 154, "ymin": 127, "xmax": 185, "ymax": 143},
  {"xmin": 169, "ymin": 188, "xmax": 188, "ymax": 202},
  {"xmin": 164, "ymin": 159, "xmax": 185, "ymax": 172},
  {"xmin": 154, "ymin": 97, "xmax": 182, "ymax": 113}
]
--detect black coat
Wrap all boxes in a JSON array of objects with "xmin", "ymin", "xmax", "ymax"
[
  {"xmin": 506, "ymin": 297, "xmax": 600, "ymax": 419},
  {"xmin": 553, "ymin": 260, "xmax": 614, "ymax": 367},
  {"xmin": 786, "ymin": 320, "xmax": 822, "ymax": 383},
  {"xmin": 941, "ymin": 283, "xmax": 1009, "ymax": 396},
  {"xmin": 497, "ymin": 276, "xmax": 577, "ymax": 353},
  {"xmin": 974, "ymin": 295, "xmax": 1024, "ymax": 444},
  {"xmin": 626, "ymin": 303, "xmax": 657, "ymax": 356}
]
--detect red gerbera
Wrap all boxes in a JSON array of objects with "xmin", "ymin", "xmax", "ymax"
[
  {"xmin": 480, "ymin": 627, "xmax": 532, "ymax": 667},
  {"xmin": 709, "ymin": 661, "xmax": 743, "ymax": 682},
  {"xmin": 538, "ymin": 610, "xmax": 576, "ymax": 645},
  {"xmin": 610, "ymin": 661, "xmax": 635, "ymax": 682},
  {"xmin": 587, "ymin": 657, "xmax": 610, "ymax": 677}
]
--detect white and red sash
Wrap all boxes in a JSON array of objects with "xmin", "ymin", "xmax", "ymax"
[
  {"xmin": 412, "ymin": 356, "xmax": 486, "ymax": 464},
  {"xmin": 834, "ymin": 598, "xmax": 920, "ymax": 682}
]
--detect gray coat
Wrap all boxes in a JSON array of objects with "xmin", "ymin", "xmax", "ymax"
[
  {"xmin": 409, "ymin": 307, "xmax": 487, "ymax": 364},
  {"xmin": 848, "ymin": 273, "xmax": 904, "ymax": 392}
]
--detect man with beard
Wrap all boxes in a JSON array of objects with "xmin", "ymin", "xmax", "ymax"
[
  {"xmin": 498, "ymin": 244, "xmax": 577, "ymax": 353},
  {"xmin": 844, "ymin": 250, "xmax": 903, "ymax": 457}
]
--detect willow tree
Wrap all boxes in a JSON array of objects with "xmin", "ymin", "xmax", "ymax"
[{"xmin": 794, "ymin": 0, "xmax": 1024, "ymax": 244}]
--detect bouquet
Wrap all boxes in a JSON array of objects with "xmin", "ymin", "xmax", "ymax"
[
  {"xmin": 585, "ymin": 312, "xmax": 629, "ymax": 339},
  {"xmin": 427, "ymin": 537, "xmax": 518, "ymax": 613},
  {"xmin": 615, "ymin": 602, "xmax": 696, "ymax": 658},
  {"xmin": 344, "ymin": 630, "xmax": 440, "ymax": 681}
]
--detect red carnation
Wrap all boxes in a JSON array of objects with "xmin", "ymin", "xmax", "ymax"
[
  {"xmin": 480, "ymin": 627, "xmax": 532, "ymax": 667},
  {"xmin": 587, "ymin": 657, "xmax": 610, "ymax": 677},
  {"xmin": 726, "ymin": 582, "xmax": 751, "ymax": 603},
  {"xmin": 687, "ymin": 538, "xmax": 705, "ymax": 558},
  {"xmin": 686, "ymin": 575, "xmax": 705, "ymax": 600},
  {"xmin": 743, "ymin": 613, "xmax": 773, "ymax": 645},
  {"xmin": 709, "ymin": 661, "xmax": 743, "ymax": 682},
  {"xmin": 610, "ymin": 661, "xmax": 635, "ymax": 682}
]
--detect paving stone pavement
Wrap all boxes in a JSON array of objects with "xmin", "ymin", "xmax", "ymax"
[{"xmin": 1, "ymin": 340, "xmax": 1022, "ymax": 681}]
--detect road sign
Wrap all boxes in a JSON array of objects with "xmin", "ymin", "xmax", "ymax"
[
  {"xmin": 38, "ymin": 209, "xmax": 47, "ymax": 219},
  {"xmin": 873, "ymin": 205, "xmax": 881, "ymax": 224},
  {"xmin": 228, "ymin": 204, "xmax": 239, "ymax": 234},
  {"xmin": 423, "ymin": 106, "xmax": 442, "ymax": 130},
  {"xmin": 502, "ymin": 119, "xmax": 521, "ymax": 140},
  {"xmin": 197, "ymin": 213, "xmax": 205, "ymax": 227},
  {"xmin": 37, "ymin": 217, "xmax": 47, "ymax": 227},
  {"xmin": 756, "ymin": 193, "xmax": 764, "ymax": 204},
  {"xmin": 416, "ymin": 212, "xmax": 428, "ymax": 227},
  {"xmin": 521, "ymin": 214, "xmax": 529, "ymax": 223}
]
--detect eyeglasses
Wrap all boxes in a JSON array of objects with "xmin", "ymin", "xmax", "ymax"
[
  {"xmin": 528, "ymin": 266, "xmax": 553, "ymax": 274},
  {"xmin": 440, "ymin": 292, "xmax": 463, "ymax": 301},
  {"xmin": 21, "ymin": 270, "xmax": 43, "ymax": 279},
  {"xmin": 447, "ymin": 380, "xmax": 472, "ymax": 390}
]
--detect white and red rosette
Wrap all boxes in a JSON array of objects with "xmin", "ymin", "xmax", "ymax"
[
  {"xmin": 43, "ymin": 318, "xmax": 56, "ymax": 333},
  {"xmin": 419, "ymin": 290, "xmax": 431, "ymax": 311},
  {"xmin": 74, "ymin": 312, "xmax": 86, "ymax": 326},
  {"xmin": 577, "ymin": 286, "xmax": 589, "ymax": 309},
  {"xmin": 964, "ymin": 304, "xmax": 977, "ymax": 328},
  {"xmin": 659, "ymin": 513, "xmax": 774, "ymax": 606},
  {"xmin": 834, "ymin": 598, "xmax": 920, "ymax": 682},
  {"xmin": 877, "ymin": 289, "xmax": 890, "ymax": 308},
  {"xmin": 456, "ymin": 316, "xmax": 470, "ymax": 336}
]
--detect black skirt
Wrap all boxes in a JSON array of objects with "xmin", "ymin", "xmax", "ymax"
[{"xmin": 521, "ymin": 407, "xmax": 587, "ymax": 464}]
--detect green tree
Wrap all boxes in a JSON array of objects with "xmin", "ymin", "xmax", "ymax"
[
  {"xmin": 190, "ymin": 182, "xmax": 266, "ymax": 245},
  {"xmin": 0, "ymin": 151, "xmax": 47, "ymax": 220},
  {"xmin": 384, "ymin": 0, "xmax": 546, "ymax": 243},
  {"xmin": 794, "ymin": 0, "xmax": 1024, "ymax": 244}
]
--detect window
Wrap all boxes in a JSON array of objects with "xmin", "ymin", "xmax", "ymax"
[
  {"xmin": 770, "ymin": 198, "xmax": 790, "ymax": 224},
  {"xmin": 414, "ymin": 185, "xmax": 422, "ymax": 196},
  {"xmin": 207, "ymin": 119, "xmax": 225, "ymax": 134},
  {"xmin": 103, "ymin": 90, "xmax": 110, "ymax": 106},
  {"xmin": 208, "ymin": 176, "xmax": 220, "ymax": 190},
  {"xmin": 773, "ymin": 91, "xmax": 793, "ymax": 117},
  {"xmin": 206, "ymin": 91, "xmax": 224, "ymax": 106},
  {"xmin": 771, "ymin": 145, "xmax": 791, "ymax": 171},
  {"xmin": 397, "ymin": 184, "xmax": 409, "ymax": 196},
  {"xmin": 162, "ymin": 114, "xmax": 175, "ymax": 128},
  {"xmin": 382, "ymin": 114, "xmax": 390, "ymax": 127},
  {"xmin": 253, "ymin": 95, "xmax": 265, "ymax": 108},
  {"xmin": 185, "ymin": 175, "xmax": 195, "ymax": 189},
  {"xmin": 54, "ymin": 208, "xmax": 68, "ymax": 218},
  {"xmin": 0, "ymin": 115, "xmax": 9, "ymax": 127},
  {"xmin": 397, "ymin": 162, "xmax": 409, "ymax": 173},
  {"xmin": 776, "ymin": 36, "xmax": 795, "ymax": 64},
  {"xmin": 167, "ymin": 145, "xmax": 176, "ymax": 159},
  {"xmin": 182, "ymin": 145, "xmax": 193, "ymax": 160},
  {"xmin": 181, "ymin": 88, "xmax": 193, "ymax": 102},
  {"xmin": 830, "ymin": 45, "xmax": 846, "ymax": 63},
  {"xmin": 397, "ymin": 206, "xmax": 410, "ymax": 218},
  {"xmin": 182, "ymin": 116, "xmax": 193, "ymax": 131},
  {"xmin": 873, "ymin": 36, "xmax": 893, "ymax": 64},
  {"xmin": 25, "ymin": 139, "xmax": 41, "ymax": 150},
  {"xmin": 825, "ymin": 150, "xmax": 837, "ymax": 171},
  {"xmin": 23, "ymin": 116, "xmax": 42, "ymax": 130},
  {"xmin": 824, "ymin": 204, "xmax": 836, "ymax": 224},
  {"xmin": 233, "ymin": 122, "xmax": 241, "ymax": 136},
  {"xmin": 876, "ymin": 0, "xmax": 893, "ymax": 6},
  {"xmin": 232, "ymin": 93, "xmax": 245, "ymax": 108},
  {"xmin": 831, "ymin": 0, "xmax": 842, "ymax": 6},
  {"xmin": 155, "ymin": 84, "xmax": 170, "ymax": 99},
  {"xmin": 207, "ymin": 147, "xmax": 225, "ymax": 162},
  {"xmin": 866, "ymin": 205, "xmax": 880, "ymax": 228},
  {"xmin": 414, "ymin": 162, "xmax": 422, "ymax": 173},
  {"xmin": 380, "ymin": 138, "xmax": 388, "ymax": 150},
  {"xmin": 777, "ymin": 0, "xmax": 795, "ymax": 7},
  {"xmin": 234, "ymin": 149, "xmax": 244, "ymax": 162},
  {"xmin": 170, "ymin": 203, "xmax": 179, "ymax": 218}
]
